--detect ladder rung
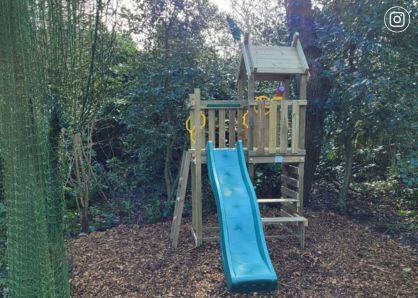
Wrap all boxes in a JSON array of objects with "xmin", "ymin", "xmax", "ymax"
[
  {"xmin": 258, "ymin": 198, "xmax": 298, "ymax": 203},
  {"xmin": 262, "ymin": 216, "xmax": 307, "ymax": 225}
]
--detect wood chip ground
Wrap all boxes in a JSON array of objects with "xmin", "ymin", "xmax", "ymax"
[{"xmin": 71, "ymin": 211, "xmax": 417, "ymax": 297}]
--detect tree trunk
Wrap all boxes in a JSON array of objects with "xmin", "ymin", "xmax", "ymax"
[
  {"xmin": 338, "ymin": 136, "xmax": 354, "ymax": 212},
  {"xmin": 81, "ymin": 205, "xmax": 89, "ymax": 233},
  {"xmin": 284, "ymin": 0, "xmax": 331, "ymax": 206}
]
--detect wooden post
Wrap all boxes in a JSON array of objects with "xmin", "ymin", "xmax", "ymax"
[
  {"xmin": 237, "ymin": 79, "xmax": 244, "ymax": 141},
  {"xmin": 297, "ymin": 162, "xmax": 304, "ymax": 214},
  {"xmin": 190, "ymin": 95, "xmax": 197, "ymax": 233},
  {"xmin": 279, "ymin": 102, "xmax": 289, "ymax": 153},
  {"xmin": 208, "ymin": 110, "xmax": 215, "ymax": 144},
  {"xmin": 219, "ymin": 109, "xmax": 225, "ymax": 148},
  {"xmin": 299, "ymin": 74, "xmax": 307, "ymax": 150},
  {"xmin": 257, "ymin": 101, "xmax": 264, "ymax": 154},
  {"xmin": 268, "ymin": 101, "xmax": 277, "ymax": 154},
  {"xmin": 229, "ymin": 110, "xmax": 236, "ymax": 147},
  {"xmin": 291, "ymin": 101, "xmax": 300, "ymax": 153},
  {"xmin": 248, "ymin": 75, "xmax": 254, "ymax": 151},
  {"xmin": 192, "ymin": 89, "xmax": 202, "ymax": 246}
]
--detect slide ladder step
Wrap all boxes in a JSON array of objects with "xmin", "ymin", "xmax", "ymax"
[
  {"xmin": 262, "ymin": 216, "xmax": 307, "ymax": 224},
  {"xmin": 258, "ymin": 198, "xmax": 298, "ymax": 203}
]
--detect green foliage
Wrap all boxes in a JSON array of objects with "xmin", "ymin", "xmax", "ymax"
[
  {"xmin": 316, "ymin": 0, "xmax": 417, "ymax": 212},
  {"xmin": 81, "ymin": 0, "xmax": 238, "ymax": 224}
]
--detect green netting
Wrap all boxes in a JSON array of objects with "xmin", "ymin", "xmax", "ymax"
[{"xmin": 0, "ymin": 1, "xmax": 70, "ymax": 297}]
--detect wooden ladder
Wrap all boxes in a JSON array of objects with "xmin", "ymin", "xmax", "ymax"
[{"xmin": 170, "ymin": 150, "xmax": 192, "ymax": 248}]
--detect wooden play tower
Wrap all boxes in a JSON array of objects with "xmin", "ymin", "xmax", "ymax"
[{"xmin": 170, "ymin": 33, "xmax": 309, "ymax": 249}]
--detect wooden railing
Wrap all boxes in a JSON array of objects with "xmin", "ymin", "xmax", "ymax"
[{"xmin": 187, "ymin": 92, "xmax": 307, "ymax": 155}]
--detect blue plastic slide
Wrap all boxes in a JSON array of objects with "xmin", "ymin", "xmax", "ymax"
[{"xmin": 206, "ymin": 140, "xmax": 278, "ymax": 292}]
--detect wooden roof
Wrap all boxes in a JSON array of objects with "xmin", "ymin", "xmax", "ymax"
[{"xmin": 237, "ymin": 33, "xmax": 309, "ymax": 82}]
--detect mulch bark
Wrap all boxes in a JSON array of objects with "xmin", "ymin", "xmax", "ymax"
[{"xmin": 71, "ymin": 211, "xmax": 417, "ymax": 297}]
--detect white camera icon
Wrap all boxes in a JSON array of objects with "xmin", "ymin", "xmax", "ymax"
[{"xmin": 389, "ymin": 11, "xmax": 405, "ymax": 27}]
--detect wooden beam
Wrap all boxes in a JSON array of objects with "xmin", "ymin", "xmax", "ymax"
[
  {"xmin": 248, "ymin": 100, "xmax": 307, "ymax": 106},
  {"xmin": 208, "ymin": 110, "xmax": 215, "ymax": 144},
  {"xmin": 291, "ymin": 101, "xmax": 300, "ymax": 153},
  {"xmin": 299, "ymin": 74, "xmax": 307, "ymax": 150},
  {"xmin": 193, "ymin": 88, "xmax": 202, "ymax": 246},
  {"xmin": 298, "ymin": 162, "xmax": 305, "ymax": 214},
  {"xmin": 218, "ymin": 109, "xmax": 225, "ymax": 148},
  {"xmin": 258, "ymin": 198, "xmax": 298, "ymax": 203},
  {"xmin": 257, "ymin": 101, "xmax": 264, "ymax": 154},
  {"xmin": 229, "ymin": 110, "xmax": 236, "ymax": 147},
  {"xmin": 281, "ymin": 175, "xmax": 299, "ymax": 187},
  {"xmin": 279, "ymin": 102, "xmax": 289, "ymax": 153},
  {"xmin": 281, "ymin": 186, "xmax": 298, "ymax": 198},
  {"xmin": 170, "ymin": 151, "xmax": 192, "ymax": 248},
  {"xmin": 268, "ymin": 101, "xmax": 277, "ymax": 154},
  {"xmin": 248, "ymin": 75, "xmax": 255, "ymax": 151}
]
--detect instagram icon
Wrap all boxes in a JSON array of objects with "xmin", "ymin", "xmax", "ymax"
[{"xmin": 384, "ymin": 6, "xmax": 410, "ymax": 32}]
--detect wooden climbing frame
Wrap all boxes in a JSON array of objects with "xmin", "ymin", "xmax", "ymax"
[{"xmin": 171, "ymin": 32, "xmax": 309, "ymax": 250}]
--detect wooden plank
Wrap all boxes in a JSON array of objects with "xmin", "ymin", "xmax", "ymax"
[
  {"xmin": 248, "ymin": 76, "xmax": 254, "ymax": 151},
  {"xmin": 281, "ymin": 186, "xmax": 298, "ymax": 198},
  {"xmin": 253, "ymin": 106, "xmax": 258, "ymax": 150},
  {"xmin": 208, "ymin": 110, "xmax": 215, "ymax": 144},
  {"xmin": 170, "ymin": 151, "xmax": 192, "ymax": 247},
  {"xmin": 237, "ymin": 109, "xmax": 243, "ymax": 141},
  {"xmin": 264, "ymin": 113, "xmax": 269, "ymax": 151},
  {"xmin": 170, "ymin": 150, "xmax": 187, "ymax": 240},
  {"xmin": 201, "ymin": 100, "xmax": 246, "ymax": 107},
  {"xmin": 268, "ymin": 101, "xmax": 277, "ymax": 153},
  {"xmin": 296, "ymin": 40, "xmax": 309, "ymax": 72},
  {"xmin": 256, "ymin": 67, "xmax": 306, "ymax": 74},
  {"xmin": 228, "ymin": 110, "xmax": 236, "ymax": 147},
  {"xmin": 254, "ymin": 73, "xmax": 289, "ymax": 82},
  {"xmin": 279, "ymin": 102, "xmax": 289, "ymax": 153},
  {"xmin": 258, "ymin": 198, "xmax": 298, "ymax": 203},
  {"xmin": 247, "ymin": 155, "xmax": 305, "ymax": 164},
  {"xmin": 190, "ymin": 227, "xmax": 198, "ymax": 243},
  {"xmin": 291, "ymin": 101, "xmax": 300, "ymax": 153},
  {"xmin": 189, "ymin": 95, "xmax": 195, "ymax": 149},
  {"xmin": 262, "ymin": 216, "xmax": 306, "ymax": 224},
  {"xmin": 299, "ymin": 74, "xmax": 307, "ymax": 150},
  {"xmin": 286, "ymin": 164, "xmax": 299, "ymax": 176},
  {"xmin": 281, "ymin": 175, "xmax": 299, "ymax": 187},
  {"xmin": 191, "ymin": 163, "xmax": 197, "ymax": 231},
  {"xmin": 201, "ymin": 111, "xmax": 206, "ymax": 150},
  {"xmin": 249, "ymin": 100, "xmax": 307, "ymax": 106},
  {"xmin": 237, "ymin": 80, "xmax": 244, "ymax": 143},
  {"xmin": 193, "ymin": 88, "xmax": 202, "ymax": 245},
  {"xmin": 299, "ymin": 75, "xmax": 307, "ymax": 100},
  {"xmin": 257, "ymin": 101, "xmax": 264, "ymax": 153},
  {"xmin": 218, "ymin": 109, "xmax": 225, "ymax": 148},
  {"xmin": 298, "ymin": 162, "xmax": 305, "ymax": 214},
  {"xmin": 254, "ymin": 55, "xmax": 301, "ymax": 64}
]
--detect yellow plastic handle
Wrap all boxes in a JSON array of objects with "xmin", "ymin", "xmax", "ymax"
[
  {"xmin": 185, "ymin": 116, "xmax": 196, "ymax": 144},
  {"xmin": 242, "ymin": 110, "xmax": 249, "ymax": 129},
  {"xmin": 256, "ymin": 95, "xmax": 270, "ymax": 101},
  {"xmin": 253, "ymin": 95, "xmax": 271, "ymax": 115},
  {"xmin": 200, "ymin": 111, "xmax": 206, "ymax": 129},
  {"xmin": 186, "ymin": 112, "xmax": 206, "ymax": 144}
]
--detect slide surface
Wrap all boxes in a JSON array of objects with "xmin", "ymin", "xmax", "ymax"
[{"xmin": 206, "ymin": 140, "xmax": 278, "ymax": 293}]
